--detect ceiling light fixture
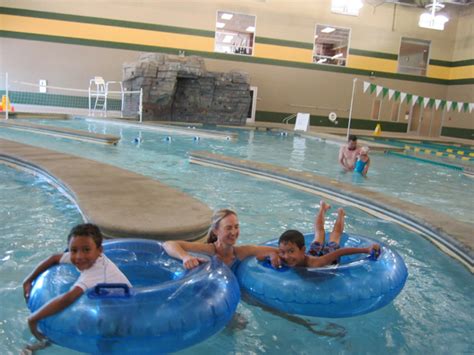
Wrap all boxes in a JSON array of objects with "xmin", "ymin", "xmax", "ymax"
[
  {"xmin": 221, "ymin": 13, "xmax": 233, "ymax": 20},
  {"xmin": 331, "ymin": 0, "xmax": 363, "ymax": 16},
  {"xmin": 418, "ymin": 0, "xmax": 449, "ymax": 31},
  {"xmin": 216, "ymin": 22, "xmax": 226, "ymax": 29},
  {"xmin": 321, "ymin": 27, "xmax": 336, "ymax": 33},
  {"xmin": 246, "ymin": 26, "xmax": 255, "ymax": 32}
]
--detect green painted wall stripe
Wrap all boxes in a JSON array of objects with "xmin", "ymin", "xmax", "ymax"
[
  {"xmin": 255, "ymin": 37, "xmax": 313, "ymax": 50},
  {"xmin": 441, "ymin": 127, "xmax": 474, "ymax": 140},
  {"xmin": 3, "ymin": 30, "xmax": 472, "ymax": 86},
  {"xmin": 0, "ymin": 6, "xmax": 215, "ymax": 38},
  {"xmin": 349, "ymin": 48, "xmax": 398, "ymax": 60},
  {"xmin": 1, "ymin": 30, "xmax": 473, "ymax": 86},
  {"xmin": 430, "ymin": 59, "xmax": 474, "ymax": 67},
  {"xmin": 255, "ymin": 110, "xmax": 408, "ymax": 132},
  {"xmin": 3, "ymin": 6, "xmax": 474, "ymax": 69}
]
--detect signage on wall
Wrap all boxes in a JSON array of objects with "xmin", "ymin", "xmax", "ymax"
[{"xmin": 294, "ymin": 112, "xmax": 310, "ymax": 131}]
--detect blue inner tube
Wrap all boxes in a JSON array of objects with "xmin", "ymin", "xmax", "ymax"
[
  {"xmin": 28, "ymin": 239, "xmax": 241, "ymax": 354},
  {"xmin": 236, "ymin": 233, "xmax": 408, "ymax": 318}
]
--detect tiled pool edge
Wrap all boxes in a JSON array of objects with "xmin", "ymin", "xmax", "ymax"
[{"xmin": 190, "ymin": 151, "xmax": 474, "ymax": 273}]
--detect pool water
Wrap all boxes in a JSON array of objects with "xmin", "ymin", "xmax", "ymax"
[
  {"xmin": 8, "ymin": 118, "xmax": 474, "ymax": 224},
  {"xmin": 0, "ymin": 119, "xmax": 473, "ymax": 354}
]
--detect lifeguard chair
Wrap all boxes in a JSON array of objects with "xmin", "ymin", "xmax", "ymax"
[{"xmin": 88, "ymin": 76, "xmax": 107, "ymax": 116}]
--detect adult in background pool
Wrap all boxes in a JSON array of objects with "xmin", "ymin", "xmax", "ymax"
[
  {"xmin": 339, "ymin": 134, "xmax": 362, "ymax": 172},
  {"xmin": 163, "ymin": 208, "xmax": 278, "ymax": 271}
]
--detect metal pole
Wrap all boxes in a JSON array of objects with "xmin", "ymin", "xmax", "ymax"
[
  {"xmin": 377, "ymin": 99, "xmax": 383, "ymax": 121},
  {"xmin": 139, "ymin": 88, "xmax": 143, "ymax": 123},
  {"xmin": 5, "ymin": 72, "xmax": 9, "ymax": 120},
  {"xmin": 346, "ymin": 78, "xmax": 357, "ymax": 140}
]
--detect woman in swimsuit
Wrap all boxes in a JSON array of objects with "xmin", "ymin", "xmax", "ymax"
[{"xmin": 163, "ymin": 209, "xmax": 277, "ymax": 272}]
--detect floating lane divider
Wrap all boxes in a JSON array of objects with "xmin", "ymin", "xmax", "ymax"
[
  {"xmin": 404, "ymin": 144, "xmax": 472, "ymax": 161},
  {"xmin": 80, "ymin": 117, "xmax": 238, "ymax": 141},
  {"xmin": 189, "ymin": 151, "xmax": 473, "ymax": 273}
]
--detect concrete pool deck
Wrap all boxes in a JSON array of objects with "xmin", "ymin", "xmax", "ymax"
[
  {"xmin": 189, "ymin": 150, "xmax": 473, "ymax": 272},
  {"xmin": 0, "ymin": 120, "xmax": 120, "ymax": 144},
  {"xmin": 0, "ymin": 138, "xmax": 212, "ymax": 241},
  {"xmin": 246, "ymin": 122, "xmax": 473, "ymax": 147}
]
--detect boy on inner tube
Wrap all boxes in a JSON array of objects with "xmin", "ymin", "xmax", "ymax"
[{"xmin": 266, "ymin": 201, "xmax": 380, "ymax": 268}]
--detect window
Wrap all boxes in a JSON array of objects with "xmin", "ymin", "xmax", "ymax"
[
  {"xmin": 313, "ymin": 24, "xmax": 350, "ymax": 66},
  {"xmin": 214, "ymin": 11, "xmax": 256, "ymax": 56},
  {"xmin": 331, "ymin": 0, "xmax": 363, "ymax": 16},
  {"xmin": 397, "ymin": 38, "xmax": 430, "ymax": 76}
]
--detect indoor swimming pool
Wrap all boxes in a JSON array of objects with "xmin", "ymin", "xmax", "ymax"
[
  {"xmin": 8, "ymin": 118, "xmax": 474, "ymax": 224},
  {"xmin": 0, "ymin": 118, "xmax": 473, "ymax": 354}
]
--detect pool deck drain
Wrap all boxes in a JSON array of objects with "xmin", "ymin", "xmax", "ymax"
[
  {"xmin": 190, "ymin": 150, "xmax": 473, "ymax": 272},
  {"xmin": 0, "ymin": 138, "xmax": 211, "ymax": 240}
]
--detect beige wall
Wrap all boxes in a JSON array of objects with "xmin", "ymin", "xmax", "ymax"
[
  {"xmin": 2, "ymin": 0, "xmax": 471, "ymax": 61},
  {"xmin": 1, "ymin": 0, "xmax": 472, "ymax": 133},
  {"xmin": 452, "ymin": 6, "xmax": 474, "ymax": 61}
]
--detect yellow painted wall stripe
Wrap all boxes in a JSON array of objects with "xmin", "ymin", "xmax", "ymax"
[
  {"xmin": 0, "ymin": 14, "xmax": 214, "ymax": 52},
  {"xmin": 254, "ymin": 43, "xmax": 311, "ymax": 63},
  {"xmin": 348, "ymin": 55, "xmax": 398, "ymax": 73},
  {"xmin": 1, "ymin": 13, "xmax": 472, "ymax": 82},
  {"xmin": 449, "ymin": 65, "xmax": 474, "ymax": 80}
]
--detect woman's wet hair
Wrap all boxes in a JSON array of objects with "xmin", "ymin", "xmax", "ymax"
[
  {"xmin": 206, "ymin": 209, "xmax": 237, "ymax": 243},
  {"xmin": 67, "ymin": 223, "xmax": 103, "ymax": 248},
  {"xmin": 278, "ymin": 230, "xmax": 305, "ymax": 249}
]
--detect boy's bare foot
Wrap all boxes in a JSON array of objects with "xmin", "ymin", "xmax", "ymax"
[
  {"xmin": 337, "ymin": 208, "xmax": 345, "ymax": 218},
  {"xmin": 320, "ymin": 201, "xmax": 331, "ymax": 212}
]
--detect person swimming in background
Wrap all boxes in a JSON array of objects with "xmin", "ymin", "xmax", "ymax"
[
  {"xmin": 23, "ymin": 223, "xmax": 132, "ymax": 341},
  {"xmin": 354, "ymin": 147, "xmax": 371, "ymax": 176},
  {"xmin": 163, "ymin": 208, "xmax": 278, "ymax": 271},
  {"xmin": 339, "ymin": 134, "xmax": 362, "ymax": 172},
  {"xmin": 269, "ymin": 201, "xmax": 380, "ymax": 268}
]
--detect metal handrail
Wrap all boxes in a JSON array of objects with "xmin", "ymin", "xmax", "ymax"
[{"xmin": 282, "ymin": 113, "xmax": 297, "ymax": 124}]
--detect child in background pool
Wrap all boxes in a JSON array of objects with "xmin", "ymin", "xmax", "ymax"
[
  {"xmin": 22, "ymin": 223, "xmax": 132, "ymax": 340},
  {"xmin": 354, "ymin": 147, "xmax": 370, "ymax": 176},
  {"xmin": 273, "ymin": 201, "xmax": 380, "ymax": 268}
]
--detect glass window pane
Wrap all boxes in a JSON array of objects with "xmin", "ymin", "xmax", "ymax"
[
  {"xmin": 214, "ymin": 11, "xmax": 256, "ymax": 56},
  {"xmin": 313, "ymin": 24, "xmax": 350, "ymax": 67},
  {"xmin": 397, "ymin": 37, "xmax": 430, "ymax": 76}
]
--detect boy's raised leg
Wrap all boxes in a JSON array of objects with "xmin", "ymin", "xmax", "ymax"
[
  {"xmin": 314, "ymin": 201, "xmax": 331, "ymax": 244},
  {"xmin": 329, "ymin": 208, "xmax": 345, "ymax": 245}
]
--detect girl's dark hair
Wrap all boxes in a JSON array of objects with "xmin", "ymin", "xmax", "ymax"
[
  {"xmin": 206, "ymin": 209, "xmax": 237, "ymax": 243},
  {"xmin": 278, "ymin": 230, "xmax": 305, "ymax": 249},
  {"xmin": 67, "ymin": 223, "xmax": 103, "ymax": 248}
]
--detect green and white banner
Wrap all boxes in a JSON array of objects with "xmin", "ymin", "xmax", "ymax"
[{"xmin": 362, "ymin": 81, "xmax": 473, "ymax": 113}]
